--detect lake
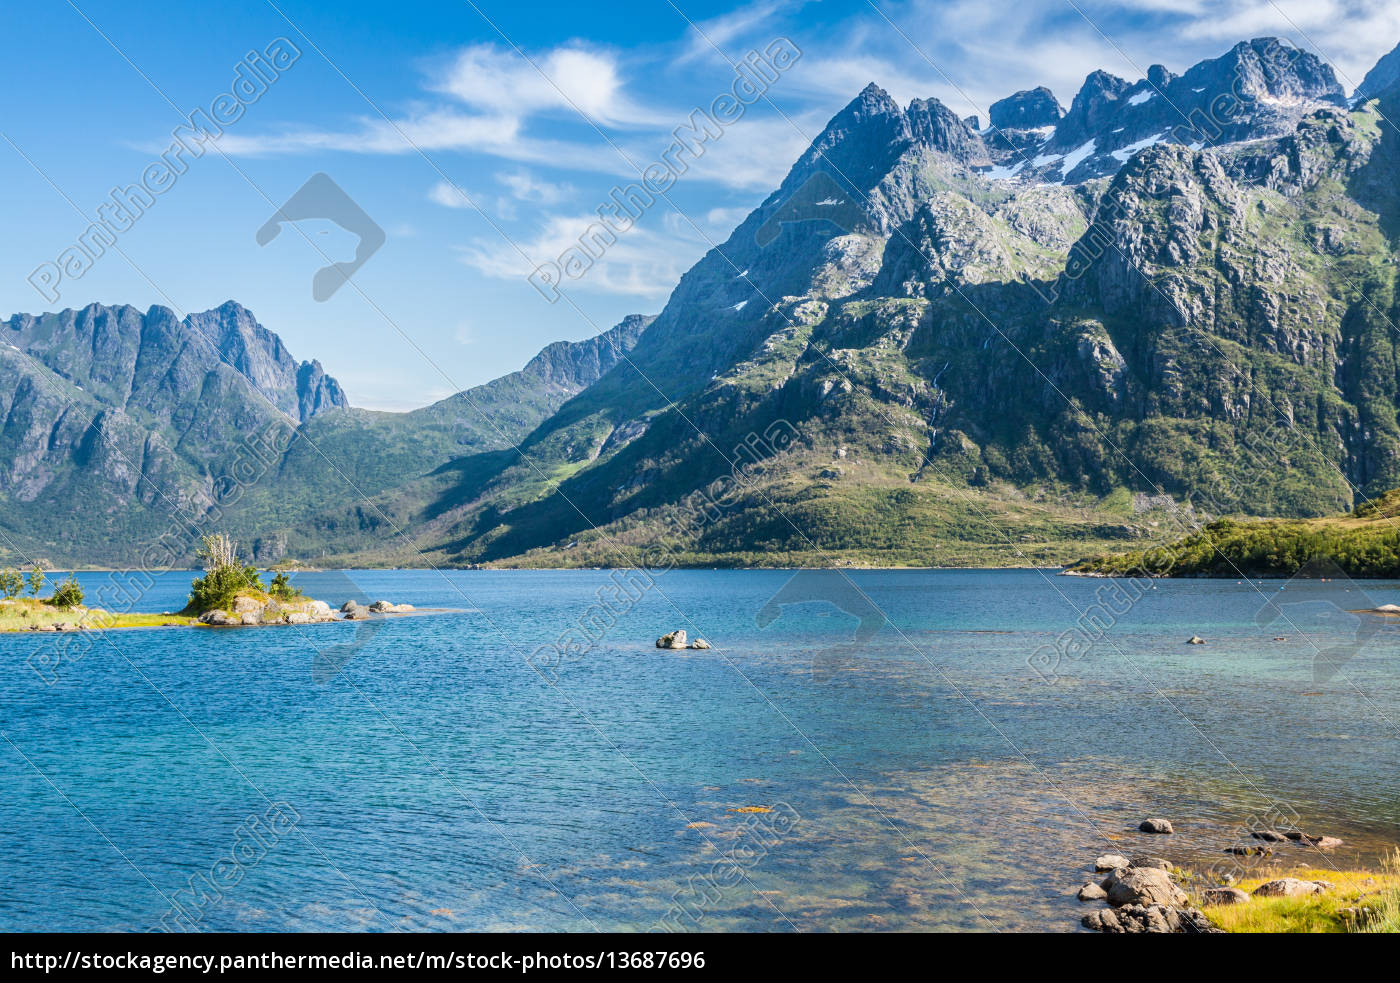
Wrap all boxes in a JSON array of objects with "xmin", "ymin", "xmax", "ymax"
[{"xmin": 2, "ymin": 568, "xmax": 1398, "ymax": 931}]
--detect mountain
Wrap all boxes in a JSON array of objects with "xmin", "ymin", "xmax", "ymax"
[
  {"xmin": 0, "ymin": 303, "xmax": 649, "ymax": 566},
  {"xmin": 983, "ymin": 38, "xmax": 1346, "ymax": 184},
  {"xmin": 1356, "ymin": 41, "xmax": 1400, "ymax": 102},
  {"xmin": 344, "ymin": 37, "xmax": 1400, "ymax": 569},
  {"xmin": 8, "ymin": 35, "xmax": 1400, "ymax": 571}
]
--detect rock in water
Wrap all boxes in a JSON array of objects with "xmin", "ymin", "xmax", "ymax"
[
  {"xmin": 689, "ymin": 638, "xmax": 712, "ymax": 649},
  {"xmin": 656, "ymin": 630, "xmax": 687, "ymax": 649},
  {"xmin": 1139, "ymin": 818, "xmax": 1175, "ymax": 834},
  {"xmin": 1094, "ymin": 854, "xmax": 1130, "ymax": 872},
  {"xmin": 1186, "ymin": 636, "xmax": 1205, "ymax": 644},
  {"xmin": 1078, "ymin": 882, "xmax": 1108, "ymax": 901}
]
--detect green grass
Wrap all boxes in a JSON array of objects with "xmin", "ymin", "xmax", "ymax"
[
  {"xmin": 1198, "ymin": 854, "xmax": 1400, "ymax": 933},
  {"xmin": 1069, "ymin": 486, "xmax": 1400, "ymax": 577},
  {"xmin": 0, "ymin": 597, "xmax": 196, "ymax": 631}
]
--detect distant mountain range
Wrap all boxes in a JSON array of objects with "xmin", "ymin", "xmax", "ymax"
[{"xmin": 7, "ymin": 35, "xmax": 1400, "ymax": 569}]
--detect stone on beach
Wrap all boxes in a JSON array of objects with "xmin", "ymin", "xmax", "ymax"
[
  {"xmin": 369, "ymin": 600, "xmax": 415, "ymax": 613},
  {"xmin": 1201, "ymin": 887, "xmax": 1250, "ymax": 906},
  {"xmin": 1082, "ymin": 903, "xmax": 1219, "ymax": 934},
  {"xmin": 1252, "ymin": 878, "xmax": 1326, "ymax": 898}
]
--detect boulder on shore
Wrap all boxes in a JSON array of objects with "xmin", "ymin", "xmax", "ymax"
[
  {"xmin": 1082, "ymin": 903, "xmax": 1220, "ymax": 934},
  {"xmin": 1202, "ymin": 886, "xmax": 1250, "ymax": 906},
  {"xmin": 656, "ymin": 630, "xmax": 687, "ymax": 649},
  {"xmin": 1130, "ymin": 856, "xmax": 1171, "ymax": 870},
  {"xmin": 1094, "ymin": 854, "xmax": 1130, "ymax": 872},
  {"xmin": 369, "ymin": 600, "xmax": 415, "ymax": 613},
  {"xmin": 1253, "ymin": 878, "xmax": 1327, "ymax": 898},
  {"xmin": 1102, "ymin": 866, "xmax": 1188, "ymax": 908},
  {"xmin": 198, "ymin": 593, "xmax": 338, "ymax": 627}
]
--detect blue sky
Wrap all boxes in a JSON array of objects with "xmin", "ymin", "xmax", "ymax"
[{"xmin": 4, "ymin": 0, "xmax": 1398, "ymax": 410}]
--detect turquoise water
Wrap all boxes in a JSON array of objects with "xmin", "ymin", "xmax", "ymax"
[{"xmin": 2, "ymin": 568, "xmax": 1398, "ymax": 932}]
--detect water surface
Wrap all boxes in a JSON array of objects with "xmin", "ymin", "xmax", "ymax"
[{"xmin": 2, "ymin": 569, "xmax": 1397, "ymax": 931}]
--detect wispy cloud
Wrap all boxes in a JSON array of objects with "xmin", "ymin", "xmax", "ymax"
[{"xmin": 457, "ymin": 212, "xmax": 693, "ymax": 300}]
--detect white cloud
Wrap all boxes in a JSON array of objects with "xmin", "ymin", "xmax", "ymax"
[
  {"xmin": 497, "ymin": 170, "xmax": 573, "ymax": 204},
  {"xmin": 432, "ymin": 44, "xmax": 663, "ymax": 128},
  {"xmin": 677, "ymin": 0, "xmax": 806, "ymax": 64},
  {"xmin": 458, "ymin": 212, "xmax": 696, "ymax": 300}
]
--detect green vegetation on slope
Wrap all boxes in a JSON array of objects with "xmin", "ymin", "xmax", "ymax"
[{"xmin": 1068, "ymin": 488, "xmax": 1400, "ymax": 577}]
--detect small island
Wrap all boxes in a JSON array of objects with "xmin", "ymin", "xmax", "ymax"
[{"xmin": 0, "ymin": 534, "xmax": 414, "ymax": 632}]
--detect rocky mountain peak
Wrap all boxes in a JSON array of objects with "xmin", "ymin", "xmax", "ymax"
[
  {"xmin": 1213, "ymin": 37, "xmax": 1344, "ymax": 104},
  {"xmin": 989, "ymin": 86, "xmax": 1063, "ymax": 129},
  {"xmin": 1054, "ymin": 70, "xmax": 1132, "ymax": 147},
  {"xmin": 1356, "ymin": 40, "xmax": 1400, "ymax": 101}
]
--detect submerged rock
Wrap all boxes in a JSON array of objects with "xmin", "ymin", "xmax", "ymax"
[
  {"xmin": 1186, "ymin": 636, "xmax": 1206, "ymax": 645},
  {"xmin": 1285, "ymin": 831, "xmax": 1343, "ymax": 848},
  {"xmin": 1139, "ymin": 818, "xmax": 1175, "ymax": 834}
]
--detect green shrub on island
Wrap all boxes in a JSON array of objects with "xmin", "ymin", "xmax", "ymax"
[
  {"xmin": 27, "ymin": 566, "xmax": 44, "ymax": 598},
  {"xmin": 49, "ymin": 576, "xmax": 84, "ymax": 608},
  {"xmin": 0, "ymin": 568, "xmax": 22, "ymax": 599},
  {"xmin": 266, "ymin": 566, "xmax": 302, "ymax": 601},
  {"xmin": 186, "ymin": 534, "xmax": 264, "ymax": 613}
]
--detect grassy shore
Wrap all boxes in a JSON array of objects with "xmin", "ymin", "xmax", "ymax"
[
  {"xmin": 1197, "ymin": 854, "xmax": 1400, "ymax": 933},
  {"xmin": 0, "ymin": 598, "xmax": 196, "ymax": 632},
  {"xmin": 1067, "ymin": 487, "xmax": 1400, "ymax": 578}
]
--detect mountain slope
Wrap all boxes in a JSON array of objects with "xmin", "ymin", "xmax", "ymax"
[
  {"xmin": 0, "ymin": 304, "xmax": 650, "ymax": 566},
  {"xmin": 364, "ymin": 40, "xmax": 1400, "ymax": 569}
]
